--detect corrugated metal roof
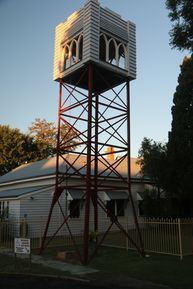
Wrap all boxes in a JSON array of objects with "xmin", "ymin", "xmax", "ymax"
[
  {"xmin": 0, "ymin": 158, "xmax": 55, "ymax": 184},
  {"xmin": 0, "ymin": 186, "xmax": 50, "ymax": 198},
  {"xmin": 0, "ymin": 154, "xmax": 142, "ymax": 186},
  {"xmin": 0, "ymin": 157, "xmax": 69, "ymax": 184}
]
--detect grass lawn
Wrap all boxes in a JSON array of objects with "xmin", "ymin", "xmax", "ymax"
[
  {"xmin": 89, "ymin": 247, "xmax": 193, "ymax": 289},
  {"xmin": 1, "ymin": 245, "xmax": 193, "ymax": 289},
  {"xmin": 36, "ymin": 244, "xmax": 193, "ymax": 289},
  {"xmin": 0, "ymin": 253, "xmax": 70, "ymax": 277}
]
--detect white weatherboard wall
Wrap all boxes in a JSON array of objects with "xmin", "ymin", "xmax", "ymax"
[
  {"xmin": 100, "ymin": 7, "xmax": 128, "ymax": 41},
  {"xmin": 53, "ymin": 23, "xmax": 65, "ymax": 80},
  {"xmin": 9, "ymin": 200, "xmax": 20, "ymax": 220},
  {"xmin": 83, "ymin": 0, "xmax": 100, "ymax": 63},
  {"xmin": 18, "ymin": 186, "xmax": 142, "ymax": 238},
  {"xmin": 53, "ymin": 8, "xmax": 84, "ymax": 80},
  {"xmin": 20, "ymin": 189, "xmax": 54, "ymax": 219},
  {"xmin": 127, "ymin": 21, "xmax": 136, "ymax": 79}
]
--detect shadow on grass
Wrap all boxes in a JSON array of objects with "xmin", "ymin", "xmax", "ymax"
[
  {"xmin": 89, "ymin": 247, "xmax": 193, "ymax": 289},
  {"xmin": 33, "ymin": 244, "xmax": 193, "ymax": 289}
]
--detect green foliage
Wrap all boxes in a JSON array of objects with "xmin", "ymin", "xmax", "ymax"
[
  {"xmin": 0, "ymin": 125, "xmax": 48, "ymax": 176},
  {"xmin": 166, "ymin": 0, "xmax": 193, "ymax": 51},
  {"xmin": 139, "ymin": 189, "xmax": 193, "ymax": 217},
  {"xmin": 139, "ymin": 56, "xmax": 193, "ymax": 217},
  {"xmin": 167, "ymin": 55, "xmax": 193, "ymax": 201},
  {"xmin": 28, "ymin": 118, "xmax": 56, "ymax": 153},
  {"xmin": 28, "ymin": 118, "xmax": 79, "ymax": 155},
  {"xmin": 137, "ymin": 137, "xmax": 167, "ymax": 198},
  {"xmin": 138, "ymin": 189, "xmax": 161, "ymax": 217},
  {"xmin": 0, "ymin": 119, "xmax": 79, "ymax": 176}
]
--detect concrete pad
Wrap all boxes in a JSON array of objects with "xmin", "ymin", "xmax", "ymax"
[{"xmin": 32, "ymin": 254, "xmax": 98, "ymax": 275}]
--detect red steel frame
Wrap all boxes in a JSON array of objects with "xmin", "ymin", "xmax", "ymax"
[{"xmin": 40, "ymin": 63, "xmax": 145, "ymax": 264}]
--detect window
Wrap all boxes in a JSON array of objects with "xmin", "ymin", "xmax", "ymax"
[
  {"xmin": 0, "ymin": 201, "xmax": 9, "ymax": 219},
  {"xmin": 138, "ymin": 201, "xmax": 145, "ymax": 217},
  {"xmin": 100, "ymin": 34, "xmax": 107, "ymax": 62},
  {"xmin": 61, "ymin": 33, "xmax": 83, "ymax": 71},
  {"xmin": 108, "ymin": 39, "xmax": 117, "ymax": 66},
  {"xmin": 77, "ymin": 34, "xmax": 83, "ymax": 62},
  {"xmin": 116, "ymin": 200, "xmax": 125, "ymax": 216},
  {"xmin": 106, "ymin": 200, "xmax": 115, "ymax": 217},
  {"xmin": 64, "ymin": 45, "xmax": 70, "ymax": 70},
  {"xmin": 70, "ymin": 40, "xmax": 77, "ymax": 65},
  {"xmin": 118, "ymin": 43, "xmax": 126, "ymax": 69},
  {"xmin": 69, "ymin": 199, "xmax": 81, "ymax": 218},
  {"xmin": 99, "ymin": 32, "xmax": 127, "ymax": 70},
  {"xmin": 106, "ymin": 199, "xmax": 125, "ymax": 217}
]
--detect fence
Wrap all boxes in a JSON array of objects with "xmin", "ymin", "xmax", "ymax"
[
  {"xmin": 124, "ymin": 218, "xmax": 193, "ymax": 259},
  {"xmin": 140, "ymin": 218, "xmax": 193, "ymax": 259},
  {"xmin": 0, "ymin": 216, "xmax": 85, "ymax": 250},
  {"xmin": 0, "ymin": 217, "xmax": 193, "ymax": 259}
]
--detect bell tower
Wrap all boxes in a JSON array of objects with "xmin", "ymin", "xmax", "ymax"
[
  {"xmin": 41, "ymin": 0, "xmax": 144, "ymax": 264},
  {"xmin": 53, "ymin": 0, "xmax": 136, "ymax": 89}
]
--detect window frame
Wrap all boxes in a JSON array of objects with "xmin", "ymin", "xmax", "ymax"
[
  {"xmin": 69, "ymin": 199, "xmax": 81, "ymax": 218},
  {"xmin": 0, "ymin": 201, "xmax": 9, "ymax": 219},
  {"xmin": 106, "ymin": 199, "xmax": 125, "ymax": 218}
]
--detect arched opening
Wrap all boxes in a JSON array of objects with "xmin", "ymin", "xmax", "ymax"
[
  {"xmin": 70, "ymin": 40, "xmax": 77, "ymax": 65},
  {"xmin": 108, "ymin": 39, "xmax": 117, "ymax": 66},
  {"xmin": 64, "ymin": 45, "xmax": 70, "ymax": 69},
  {"xmin": 118, "ymin": 43, "xmax": 126, "ymax": 69},
  {"xmin": 77, "ymin": 34, "xmax": 83, "ymax": 62},
  {"xmin": 100, "ymin": 34, "xmax": 107, "ymax": 62}
]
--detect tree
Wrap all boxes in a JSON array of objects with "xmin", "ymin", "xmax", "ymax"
[
  {"xmin": 28, "ymin": 118, "xmax": 79, "ymax": 156},
  {"xmin": 167, "ymin": 55, "xmax": 193, "ymax": 203},
  {"xmin": 137, "ymin": 138, "xmax": 170, "ymax": 217},
  {"xmin": 137, "ymin": 137, "xmax": 167, "ymax": 199},
  {"xmin": 166, "ymin": 0, "xmax": 193, "ymax": 51},
  {"xmin": 0, "ymin": 125, "xmax": 48, "ymax": 176}
]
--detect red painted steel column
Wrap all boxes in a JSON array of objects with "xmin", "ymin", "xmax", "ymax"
[
  {"xmin": 94, "ymin": 93, "xmax": 99, "ymax": 239},
  {"xmin": 126, "ymin": 80, "xmax": 145, "ymax": 257},
  {"xmin": 40, "ymin": 79, "xmax": 63, "ymax": 253},
  {"xmin": 83, "ymin": 63, "xmax": 93, "ymax": 264},
  {"xmin": 55, "ymin": 79, "xmax": 63, "ymax": 190}
]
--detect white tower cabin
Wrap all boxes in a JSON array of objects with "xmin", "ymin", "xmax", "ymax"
[{"xmin": 53, "ymin": 0, "xmax": 136, "ymax": 93}]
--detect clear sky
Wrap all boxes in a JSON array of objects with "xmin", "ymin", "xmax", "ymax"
[{"xmin": 0, "ymin": 0, "xmax": 189, "ymax": 157}]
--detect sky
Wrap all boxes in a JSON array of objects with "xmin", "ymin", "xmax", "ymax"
[{"xmin": 0, "ymin": 0, "xmax": 189, "ymax": 157}]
